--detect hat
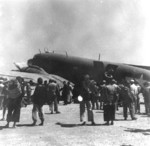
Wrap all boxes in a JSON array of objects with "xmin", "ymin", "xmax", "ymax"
[
  {"xmin": 102, "ymin": 80, "xmax": 106, "ymax": 83},
  {"xmin": 112, "ymin": 79, "xmax": 116, "ymax": 83},
  {"xmin": 0, "ymin": 80, "xmax": 4, "ymax": 83},
  {"xmin": 143, "ymin": 82, "xmax": 149, "ymax": 87},
  {"xmin": 130, "ymin": 79, "xmax": 134, "ymax": 83},
  {"xmin": 84, "ymin": 74, "xmax": 90, "ymax": 80}
]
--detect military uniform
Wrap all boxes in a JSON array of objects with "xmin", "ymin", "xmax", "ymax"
[
  {"xmin": 142, "ymin": 83, "xmax": 150, "ymax": 114},
  {"xmin": 103, "ymin": 84, "xmax": 116, "ymax": 125},
  {"xmin": 6, "ymin": 78, "xmax": 24, "ymax": 128},
  {"xmin": 130, "ymin": 81, "xmax": 139, "ymax": 113},
  {"xmin": 32, "ymin": 83, "xmax": 47, "ymax": 125},
  {"xmin": 47, "ymin": 81, "xmax": 59, "ymax": 114},
  {"xmin": 99, "ymin": 83, "xmax": 107, "ymax": 110},
  {"xmin": 90, "ymin": 80, "xmax": 100, "ymax": 110},
  {"xmin": 79, "ymin": 75, "xmax": 95, "ymax": 125},
  {"xmin": 120, "ymin": 84, "xmax": 136, "ymax": 120}
]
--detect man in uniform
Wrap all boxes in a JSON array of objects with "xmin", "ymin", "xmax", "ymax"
[
  {"xmin": 120, "ymin": 81, "xmax": 137, "ymax": 120},
  {"xmin": 61, "ymin": 81, "xmax": 68, "ymax": 105},
  {"xmin": 103, "ymin": 78, "xmax": 117, "ymax": 125},
  {"xmin": 99, "ymin": 80, "xmax": 107, "ymax": 110},
  {"xmin": 32, "ymin": 78, "xmax": 46, "ymax": 126},
  {"xmin": 5, "ymin": 77, "xmax": 24, "ymax": 128},
  {"xmin": 79, "ymin": 74, "xmax": 95, "ymax": 125},
  {"xmin": 142, "ymin": 82, "xmax": 150, "ymax": 115},
  {"xmin": 47, "ymin": 79, "xmax": 60, "ymax": 114},
  {"xmin": 112, "ymin": 79, "xmax": 120, "ymax": 113},
  {"xmin": 130, "ymin": 79, "xmax": 139, "ymax": 114},
  {"xmin": 90, "ymin": 80, "xmax": 100, "ymax": 110},
  {"xmin": 1, "ymin": 82, "xmax": 9, "ymax": 120},
  {"xmin": 0, "ymin": 80, "xmax": 4, "ymax": 110}
]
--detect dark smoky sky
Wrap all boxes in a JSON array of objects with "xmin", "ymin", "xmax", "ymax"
[{"xmin": 0, "ymin": 0, "xmax": 150, "ymax": 72}]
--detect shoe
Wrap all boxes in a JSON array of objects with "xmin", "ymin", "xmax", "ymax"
[
  {"xmin": 56, "ymin": 111, "xmax": 61, "ymax": 114},
  {"xmin": 104, "ymin": 122, "xmax": 109, "ymax": 125},
  {"xmin": 12, "ymin": 125, "xmax": 16, "ymax": 128},
  {"xmin": 81, "ymin": 121, "xmax": 86, "ymax": 125},
  {"xmin": 39, "ymin": 122, "xmax": 44, "ymax": 126},
  {"xmin": 91, "ymin": 121, "xmax": 96, "ymax": 125},
  {"xmin": 110, "ymin": 121, "xmax": 114, "ymax": 125},
  {"xmin": 0, "ymin": 118, "xmax": 4, "ymax": 121},
  {"xmin": 124, "ymin": 117, "xmax": 127, "ymax": 120},
  {"xmin": 39, "ymin": 120, "xmax": 44, "ymax": 126},
  {"xmin": 4, "ymin": 123, "xmax": 9, "ymax": 128},
  {"xmin": 31, "ymin": 121, "xmax": 37, "ymax": 126},
  {"xmin": 132, "ymin": 117, "xmax": 137, "ymax": 120}
]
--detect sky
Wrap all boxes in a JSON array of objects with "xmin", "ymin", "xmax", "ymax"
[{"xmin": 0, "ymin": 0, "xmax": 150, "ymax": 72}]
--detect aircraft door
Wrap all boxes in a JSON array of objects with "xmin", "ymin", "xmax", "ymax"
[
  {"xmin": 105, "ymin": 64, "xmax": 118, "ymax": 79},
  {"xmin": 93, "ymin": 61, "xmax": 104, "ymax": 83}
]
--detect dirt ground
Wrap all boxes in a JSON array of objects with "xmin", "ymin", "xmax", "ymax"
[{"xmin": 0, "ymin": 103, "xmax": 150, "ymax": 146}]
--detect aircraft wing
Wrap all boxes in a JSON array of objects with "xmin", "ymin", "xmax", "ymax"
[
  {"xmin": 0, "ymin": 63, "xmax": 73, "ymax": 87},
  {"xmin": 0, "ymin": 71, "xmax": 68, "ymax": 87}
]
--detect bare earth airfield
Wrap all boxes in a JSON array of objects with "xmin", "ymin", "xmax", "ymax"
[{"xmin": 0, "ymin": 102, "xmax": 150, "ymax": 146}]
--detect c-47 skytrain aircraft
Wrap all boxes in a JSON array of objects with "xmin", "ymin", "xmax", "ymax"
[
  {"xmin": 1, "ymin": 51, "xmax": 149, "ymax": 88},
  {"xmin": 23, "ymin": 51, "xmax": 150, "ymax": 86}
]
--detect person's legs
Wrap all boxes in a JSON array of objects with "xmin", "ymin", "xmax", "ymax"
[
  {"xmin": 110, "ymin": 104, "xmax": 115, "ymax": 125},
  {"xmin": 49, "ymin": 101, "xmax": 54, "ymax": 114},
  {"xmin": 6, "ymin": 100, "xmax": 14, "ymax": 127},
  {"xmin": 86, "ymin": 101, "xmax": 95, "ymax": 125},
  {"xmin": 54, "ymin": 96, "xmax": 59, "ymax": 113},
  {"xmin": 103, "ymin": 104, "xmax": 109, "ymax": 125},
  {"xmin": 32, "ymin": 104, "xmax": 38, "ymax": 125},
  {"xmin": 129, "ymin": 103, "xmax": 137, "ymax": 120},
  {"xmin": 96, "ymin": 99, "xmax": 99, "ymax": 110},
  {"xmin": 38, "ymin": 105, "xmax": 44, "ymax": 125},
  {"xmin": 80, "ymin": 101, "xmax": 86, "ymax": 124},
  {"xmin": 137, "ymin": 97, "xmax": 140, "ymax": 113},
  {"xmin": 123, "ymin": 104, "xmax": 128, "ymax": 120}
]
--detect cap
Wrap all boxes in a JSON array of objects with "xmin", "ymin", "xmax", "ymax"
[{"xmin": 130, "ymin": 79, "xmax": 134, "ymax": 83}]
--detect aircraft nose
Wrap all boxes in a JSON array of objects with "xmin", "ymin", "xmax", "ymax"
[{"xmin": 27, "ymin": 59, "xmax": 33, "ymax": 66}]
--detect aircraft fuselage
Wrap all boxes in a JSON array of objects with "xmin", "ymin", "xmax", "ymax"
[{"xmin": 28, "ymin": 53, "xmax": 150, "ymax": 84}]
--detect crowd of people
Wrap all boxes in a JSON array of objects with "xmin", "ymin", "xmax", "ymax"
[
  {"xmin": 0, "ymin": 77, "xmax": 73, "ymax": 127},
  {"xmin": 77, "ymin": 74, "xmax": 150, "ymax": 125},
  {"xmin": 0, "ymin": 73, "xmax": 149, "ymax": 128}
]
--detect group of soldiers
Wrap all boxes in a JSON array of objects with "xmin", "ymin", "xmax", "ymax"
[
  {"xmin": 0, "ymin": 73, "xmax": 150, "ymax": 127},
  {"xmin": 78, "ymin": 74, "xmax": 150, "ymax": 125},
  {"xmin": 0, "ymin": 77, "xmax": 73, "ymax": 128}
]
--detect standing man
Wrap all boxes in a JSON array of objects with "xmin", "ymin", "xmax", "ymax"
[
  {"xmin": 1, "ymin": 82, "xmax": 9, "ymax": 120},
  {"xmin": 130, "ymin": 79, "xmax": 139, "ymax": 114},
  {"xmin": 103, "ymin": 78, "xmax": 117, "ymax": 125},
  {"xmin": 99, "ymin": 80, "xmax": 107, "ymax": 110},
  {"xmin": 47, "ymin": 79, "xmax": 60, "ymax": 114},
  {"xmin": 90, "ymin": 80, "xmax": 100, "ymax": 110},
  {"xmin": 142, "ymin": 82, "xmax": 150, "ymax": 115},
  {"xmin": 135, "ymin": 81, "xmax": 141, "ymax": 114},
  {"xmin": 66, "ymin": 82, "xmax": 73, "ymax": 104},
  {"xmin": 0, "ymin": 80, "xmax": 4, "ymax": 110},
  {"xmin": 112, "ymin": 79, "xmax": 120, "ymax": 112},
  {"xmin": 32, "ymin": 78, "xmax": 47, "ymax": 126},
  {"xmin": 61, "ymin": 81, "xmax": 68, "ymax": 105},
  {"xmin": 5, "ymin": 77, "xmax": 24, "ymax": 128},
  {"xmin": 79, "ymin": 74, "xmax": 95, "ymax": 125},
  {"xmin": 120, "ymin": 81, "xmax": 137, "ymax": 120}
]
